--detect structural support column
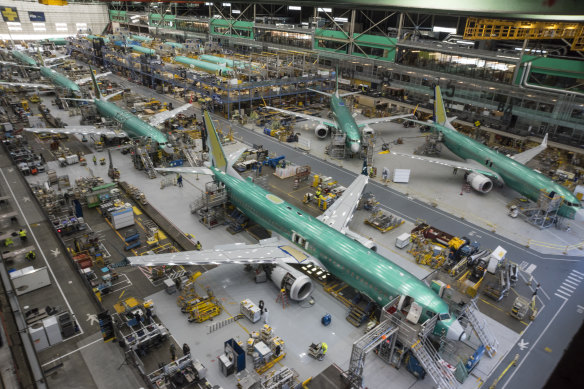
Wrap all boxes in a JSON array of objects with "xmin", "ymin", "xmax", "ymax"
[{"xmin": 348, "ymin": 9, "xmax": 356, "ymax": 56}]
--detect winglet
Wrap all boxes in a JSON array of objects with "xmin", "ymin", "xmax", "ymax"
[
  {"xmin": 434, "ymin": 86, "xmax": 447, "ymax": 126},
  {"xmin": 89, "ymin": 65, "xmax": 102, "ymax": 100},
  {"xmin": 542, "ymin": 133, "xmax": 548, "ymax": 147},
  {"xmin": 361, "ymin": 159, "xmax": 368, "ymax": 176},
  {"xmin": 203, "ymin": 111, "xmax": 227, "ymax": 171}
]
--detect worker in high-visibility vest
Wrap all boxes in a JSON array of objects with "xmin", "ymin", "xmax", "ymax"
[
  {"xmin": 19, "ymin": 229, "xmax": 27, "ymax": 242},
  {"xmin": 321, "ymin": 342, "xmax": 328, "ymax": 355},
  {"xmin": 315, "ymin": 186, "xmax": 322, "ymax": 198},
  {"xmin": 26, "ymin": 250, "xmax": 36, "ymax": 261},
  {"xmin": 4, "ymin": 237, "xmax": 14, "ymax": 247},
  {"xmin": 195, "ymin": 241, "xmax": 202, "ymax": 250}
]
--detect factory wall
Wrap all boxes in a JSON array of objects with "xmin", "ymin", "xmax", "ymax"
[{"xmin": 0, "ymin": 0, "xmax": 109, "ymax": 41}]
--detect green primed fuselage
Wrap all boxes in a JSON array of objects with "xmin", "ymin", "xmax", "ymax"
[
  {"xmin": 94, "ymin": 99, "xmax": 169, "ymax": 146},
  {"xmin": 39, "ymin": 66, "xmax": 80, "ymax": 94},
  {"xmin": 329, "ymin": 93, "xmax": 362, "ymax": 153},
  {"xmin": 211, "ymin": 167, "xmax": 458, "ymax": 337},
  {"xmin": 12, "ymin": 51, "xmax": 38, "ymax": 67},
  {"xmin": 174, "ymin": 56, "xmax": 234, "ymax": 77},
  {"xmin": 438, "ymin": 125, "xmax": 582, "ymax": 219}
]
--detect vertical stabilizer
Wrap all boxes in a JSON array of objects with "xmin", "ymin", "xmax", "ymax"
[
  {"xmin": 203, "ymin": 111, "xmax": 227, "ymax": 171},
  {"xmin": 434, "ymin": 86, "xmax": 448, "ymax": 126},
  {"xmin": 89, "ymin": 65, "xmax": 102, "ymax": 100}
]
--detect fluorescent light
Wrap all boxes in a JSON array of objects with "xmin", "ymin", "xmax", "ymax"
[
  {"xmin": 334, "ymin": 17, "xmax": 348, "ymax": 22},
  {"xmin": 33, "ymin": 23, "xmax": 46, "ymax": 31},
  {"xmin": 232, "ymin": 9, "xmax": 240, "ymax": 14},
  {"xmin": 318, "ymin": 8, "xmax": 332, "ymax": 13},
  {"xmin": 222, "ymin": 2, "xmax": 231, "ymax": 6},
  {"xmin": 205, "ymin": 2, "xmax": 212, "ymax": 5},
  {"xmin": 7, "ymin": 22, "xmax": 21, "ymax": 27},
  {"xmin": 289, "ymin": 6, "xmax": 301, "ymax": 11},
  {"xmin": 456, "ymin": 40, "xmax": 475, "ymax": 45},
  {"xmin": 433, "ymin": 26, "xmax": 457, "ymax": 34},
  {"xmin": 8, "ymin": 26, "xmax": 22, "ymax": 31},
  {"xmin": 55, "ymin": 23, "xmax": 67, "ymax": 27},
  {"xmin": 130, "ymin": 15, "xmax": 141, "ymax": 20},
  {"xmin": 76, "ymin": 23, "xmax": 87, "ymax": 28}
]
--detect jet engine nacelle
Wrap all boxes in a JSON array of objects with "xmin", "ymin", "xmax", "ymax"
[
  {"xmin": 314, "ymin": 124, "xmax": 329, "ymax": 139},
  {"xmin": 269, "ymin": 263, "xmax": 313, "ymax": 301},
  {"xmin": 465, "ymin": 172, "xmax": 493, "ymax": 193},
  {"xmin": 361, "ymin": 125, "xmax": 374, "ymax": 137}
]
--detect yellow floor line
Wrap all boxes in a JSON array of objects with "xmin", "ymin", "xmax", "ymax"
[{"xmin": 132, "ymin": 206, "xmax": 142, "ymax": 215}]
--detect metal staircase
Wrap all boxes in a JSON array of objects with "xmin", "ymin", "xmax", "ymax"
[
  {"xmin": 410, "ymin": 338, "xmax": 458, "ymax": 389},
  {"xmin": 346, "ymin": 319, "xmax": 398, "ymax": 389},
  {"xmin": 183, "ymin": 147, "xmax": 201, "ymax": 167},
  {"xmin": 462, "ymin": 299, "xmax": 498, "ymax": 357},
  {"xmin": 136, "ymin": 147, "xmax": 157, "ymax": 178}
]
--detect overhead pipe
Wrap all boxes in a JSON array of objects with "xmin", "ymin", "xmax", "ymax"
[{"xmin": 519, "ymin": 61, "xmax": 584, "ymax": 97}]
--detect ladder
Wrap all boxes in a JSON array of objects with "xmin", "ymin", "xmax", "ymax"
[
  {"xmin": 410, "ymin": 339, "xmax": 458, "ymax": 389},
  {"xmin": 275, "ymin": 288, "xmax": 289, "ymax": 309},
  {"xmin": 462, "ymin": 299, "xmax": 498, "ymax": 357},
  {"xmin": 136, "ymin": 147, "xmax": 157, "ymax": 178},
  {"xmin": 183, "ymin": 147, "xmax": 199, "ymax": 167}
]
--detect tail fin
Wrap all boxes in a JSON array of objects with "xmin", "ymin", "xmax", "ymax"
[
  {"xmin": 203, "ymin": 110, "xmax": 227, "ymax": 171},
  {"xmin": 89, "ymin": 65, "xmax": 102, "ymax": 100},
  {"xmin": 434, "ymin": 86, "xmax": 447, "ymax": 126}
]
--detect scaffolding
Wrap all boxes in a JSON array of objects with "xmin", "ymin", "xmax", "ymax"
[
  {"xmin": 464, "ymin": 18, "xmax": 583, "ymax": 42},
  {"xmin": 521, "ymin": 189, "xmax": 563, "ymax": 229},
  {"xmin": 190, "ymin": 181, "xmax": 228, "ymax": 229},
  {"xmin": 328, "ymin": 129, "xmax": 347, "ymax": 159}
]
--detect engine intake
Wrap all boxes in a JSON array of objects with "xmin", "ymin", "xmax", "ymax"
[
  {"xmin": 314, "ymin": 124, "xmax": 329, "ymax": 139},
  {"xmin": 466, "ymin": 172, "xmax": 493, "ymax": 193},
  {"xmin": 269, "ymin": 264, "xmax": 313, "ymax": 301}
]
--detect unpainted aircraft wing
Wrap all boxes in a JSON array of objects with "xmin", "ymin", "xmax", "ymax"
[
  {"xmin": 148, "ymin": 103, "xmax": 192, "ymax": 126},
  {"xmin": 389, "ymin": 151, "xmax": 503, "ymax": 182},
  {"xmin": 75, "ymin": 71, "xmax": 112, "ymax": 85},
  {"xmin": 510, "ymin": 134, "xmax": 547, "ymax": 165},
  {"xmin": 356, "ymin": 113, "xmax": 414, "ymax": 128},
  {"xmin": 23, "ymin": 126, "xmax": 118, "ymax": 136},
  {"xmin": 126, "ymin": 239, "xmax": 319, "ymax": 267},
  {"xmin": 264, "ymin": 106, "xmax": 337, "ymax": 128},
  {"xmin": 0, "ymin": 81, "xmax": 54, "ymax": 89},
  {"xmin": 317, "ymin": 174, "xmax": 369, "ymax": 233},
  {"xmin": 44, "ymin": 55, "xmax": 70, "ymax": 63},
  {"xmin": 155, "ymin": 167, "xmax": 214, "ymax": 175}
]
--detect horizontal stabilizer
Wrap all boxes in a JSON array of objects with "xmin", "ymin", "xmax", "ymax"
[{"xmin": 306, "ymin": 87, "xmax": 332, "ymax": 97}]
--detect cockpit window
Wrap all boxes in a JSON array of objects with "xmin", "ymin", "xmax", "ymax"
[{"xmin": 439, "ymin": 313, "xmax": 451, "ymax": 321}]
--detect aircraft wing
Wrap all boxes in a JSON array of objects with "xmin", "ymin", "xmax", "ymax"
[
  {"xmin": 0, "ymin": 81, "xmax": 54, "ymax": 90},
  {"xmin": 317, "ymin": 174, "xmax": 368, "ymax": 233},
  {"xmin": 510, "ymin": 134, "xmax": 547, "ymax": 165},
  {"xmin": 356, "ymin": 113, "xmax": 414, "ymax": 128},
  {"xmin": 264, "ymin": 106, "xmax": 337, "ymax": 128},
  {"xmin": 44, "ymin": 55, "xmax": 70, "ymax": 63},
  {"xmin": 126, "ymin": 239, "xmax": 317, "ymax": 267},
  {"xmin": 390, "ymin": 151, "xmax": 503, "ymax": 182},
  {"xmin": 23, "ymin": 126, "xmax": 118, "ymax": 136},
  {"xmin": 156, "ymin": 167, "xmax": 214, "ymax": 175},
  {"xmin": 148, "ymin": 103, "xmax": 192, "ymax": 126},
  {"xmin": 75, "ymin": 71, "xmax": 112, "ymax": 85}
]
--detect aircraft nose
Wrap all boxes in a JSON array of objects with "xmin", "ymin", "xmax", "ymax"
[
  {"xmin": 350, "ymin": 142, "xmax": 360, "ymax": 153},
  {"xmin": 446, "ymin": 319, "xmax": 467, "ymax": 342}
]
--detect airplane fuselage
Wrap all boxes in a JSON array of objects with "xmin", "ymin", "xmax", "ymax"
[
  {"xmin": 439, "ymin": 126, "xmax": 581, "ymax": 219},
  {"xmin": 12, "ymin": 51, "xmax": 38, "ymax": 67},
  {"xmin": 39, "ymin": 66, "xmax": 80, "ymax": 94},
  {"xmin": 330, "ymin": 94, "xmax": 362, "ymax": 153},
  {"xmin": 212, "ymin": 167, "xmax": 462, "ymax": 339},
  {"xmin": 94, "ymin": 98, "xmax": 170, "ymax": 147}
]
